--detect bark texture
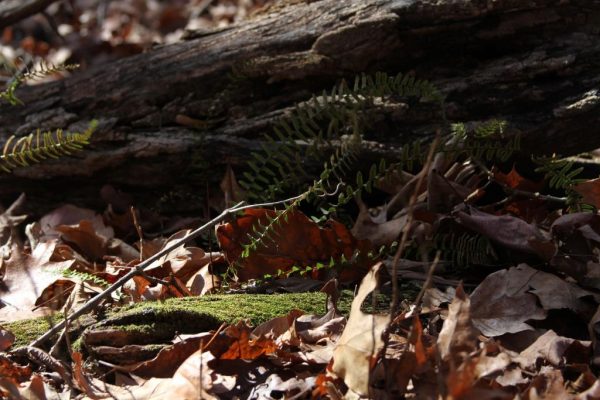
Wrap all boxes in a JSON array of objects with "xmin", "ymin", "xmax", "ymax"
[
  {"xmin": 0, "ymin": 0, "xmax": 58, "ymax": 29},
  {"xmin": 0, "ymin": 0, "xmax": 599, "ymax": 212}
]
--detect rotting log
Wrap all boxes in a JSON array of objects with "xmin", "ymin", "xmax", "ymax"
[
  {"xmin": 0, "ymin": 0, "xmax": 599, "ymax": 214},
  {"xmin": 0, "ymin": 0, "xmax": 59, "ymax": 29}
]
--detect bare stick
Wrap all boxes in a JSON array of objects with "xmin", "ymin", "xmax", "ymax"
[{"xmin": 29, "ymin": 196, "xmax": 301, "ymax": 348}]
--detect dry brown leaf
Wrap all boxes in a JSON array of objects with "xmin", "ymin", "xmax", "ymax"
[
  {"xmin": 0, "ymin": 353, "xmax": 32, "ymax": 386},
  {"xmin": 0, "ymin": 241, "xmax": 75, "ymax": 321},
  {"xmin": 56, "ymin": 219, "xmax": 114, "ymax": 261},
  {"xmin": 216, "ymin": 208, "xmax": 374, "ymax": 282},
  {"xmin": 523, "ymin": 367, "xmax": 570, "ymax": 399},
  {"xmin": 437, "ymin": 284, "xmax": 479, "ymax": 361},
  {"xmin": 39, "ymin": 204, "xmax": 97, "ymax": 237},
  {"xmin": 249, "ymin": 374, "xmax": 316, "ymax": 399},
  {"xmin": 516, "ymin": 330, "xmax": 590, "ymax": 370},
  {"xmin": 351, "ymin": 200, "xmax": 408, "ymax": 247},
  {"xmin": 252, "ymin": 309, "xmax": 304, "ymax": 340},
  {"xmin": 220, "ymin": 321, "xmax": 277, "ymax": 360},
  {"xmin": 428, "ymin": 169, "xmax": 474, "ymax": 213},
  {"xmin": 455, "ymin": 206, "xmax": 549, "ymax": 255},
  {"xmin": 0, "ymin": 194, "xmax": 27, "ymax": 247},
  {"xmin": 574, "ymin": 178, "xmax": 600, "ymax": 209},
  {"xmin": 331, "ymin": 262, "xmax": 390, "ymax": 396},
  {"xmin": 132, "ymin": 332, "xmax": 213, "ymax": 378},
  {"xmin": 494, "ymin": 165, "xmax": 543, "ymax": 192},
  {"xmin": 0, "ymin": 327, "xmax": 14, "ymax": 351},
  {"xmin": 372, "ymin": 316, "xmax": 432, "ymax": 397},
  {"xmin": 220, "ymin": 164, "xmax": 246, "ymax": 208},
  {"xmin": 187, "ymin": 263, "xmax": 220, "ymax": 296},
  {"xmin": 470, "ymin": 266, "xmax": 547, "ymax": 337}
]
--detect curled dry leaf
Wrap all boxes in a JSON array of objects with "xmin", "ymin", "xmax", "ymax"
[
  {"xmin": 0, "ymin": 193, "xmax": 27, "ymax": 247},
  {"xmin": 132, "ymin": 332, "xmax": 214, "ymax": 378},
  {"xmin": 0, "ymin": 353, "xmax": 32, "ymax": 385},
  {"xmin": 516, "ymin": 330, "xmax": 591, "ymax": 370},
  {"xmin": 437, "ymin": 284, "xmax": 479, "ymax": 361},
  {"xmin": 0, "ymin": 240, "xmax": 75, "ymax": 321},
  {"xmin": 470, "ymin": 266, "xmax": 547, "ymax": 337},
  {"xmin": 493, "ymin": 165, "xmax": 543, "ymax": 192},
  {"xmin": 0, "ymin": 327, "xmax": 15, "ymax": 351},
  {"xmin": 574, "ymin": 178, "xmax": 600, "ymax": 209},
  {"xmin": 219, "ymin": 321, "xmax": 277, "ymax": 360},
  {"xmin": 39, "ymin": 204, "xmax": 97, "ymax": 237},
  {"xmin": 216, "ymin": 208, "xmax": 374, "ymax": 282},
  {"xmin": 455, "ymin": 206, "xmax": 550, "ymax": 255},
  {"xmin": 330, "ymin": 262, "xmax": 390, "ymax": 396},
  {"xmin": 56, "ymin": 219, "xmax": 115, "ymax": 261}
]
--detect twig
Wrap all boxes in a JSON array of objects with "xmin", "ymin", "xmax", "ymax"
[
  {"xmin": 389, "ymin": 133, "xmax": 440, "ymax": 318},
  {"xmin": 131, "ymin": 206, "xmax": 143, "ymax": 261},
  {"xmin": 29, "ymin": 197, "xmax": 299, "ymax": 348}
]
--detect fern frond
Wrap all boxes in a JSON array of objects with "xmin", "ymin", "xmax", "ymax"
[
  {"xmin": 240, "ymin": 72, "xmax": 445, "ymax": 201},
  {"xmin": 0, "ymin": 120, "xmax": 96, "ymax": 173},
  {"xmin": 0, "ymin": 61, "xmax": 79, "ymax": 106},
  {"xmin": 533, "ymin": 155, "xmax": 585, "ymax": 190},
  {"xmin": 434, "ymin": 232, "xmax": 499, "ymax": 269}
]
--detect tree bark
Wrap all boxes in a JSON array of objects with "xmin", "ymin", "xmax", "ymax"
[
  {"xmin": 0, "ymin": 0, "xmax": 59, "ymax": 29},
  {"xmin": 0, "ymin": 0, "xmax": 599, "ymax": 213}
]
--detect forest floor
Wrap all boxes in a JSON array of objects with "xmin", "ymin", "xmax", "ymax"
[{"xmin": 3, "ymin": 1, "xmax": 600, "ymax": 399}]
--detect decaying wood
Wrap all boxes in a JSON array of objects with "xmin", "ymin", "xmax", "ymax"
[
  {"xmin": 0, "ymin": 0, "xmax": 59, "ymax": 29},
  {"xmin": 0, "ymin": 0, "xmax": 599, "ymax": 213}
]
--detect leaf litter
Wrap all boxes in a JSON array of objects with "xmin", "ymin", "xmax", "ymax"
[{"xmin": 4, "ymin": 2, "xmax": 600, "ymax": 399}]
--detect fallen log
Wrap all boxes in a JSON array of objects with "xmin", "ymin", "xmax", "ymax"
[{"xmin": 0, "ymin": 0, "xmax": 599, "ymax": 214}]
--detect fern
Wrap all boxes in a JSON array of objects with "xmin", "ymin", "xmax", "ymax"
[
  {"xmin": 434, "ymin": 232, "xmax": 499, "ymax": 270},
  {"xmin": 232, "ymin": 71, "xmax": 524, "ymax": 281},
  {"xmin": 445, "ymin": 119, "xmax": 520, "ymax": 162},
  {"xmin": 0, "ymin": 121, "xmax": 96, "ymax": 173},
  {"xmin": 240, "ymin": 72, "xmax": 446, "ymax": 201},
  {"xmin": 0, "ymin": 61, "xmax": 79, "ymax": 106},
  {"xmin": 0, "ymin": 60, "xmax": 95, "ymax": 173},
  {"xmin": 59, "ymin": 268, "xmax": 110, "ymax": 288},
  {"xmin": 533, "ymin": 155, "xmax": 585, "ymax": 190}
]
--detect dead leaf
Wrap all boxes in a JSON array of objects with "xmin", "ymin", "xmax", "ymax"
[
  {"xmin": 428, "ymin": 169, "xmax": 474, "ymax": 213},
  {"xmin": 253, "ymin": 309, "xmax": 304, "ymax": 340},
  {"xmin": 56, "ymin": 219, "xmax": 114, "ymax": 261},
  {"xmin": 0, "ymin": 353, "xmax": 32, "ymax": 384},
  {"xmin": 494, "ymin": 165, "xmax": 543, "ymax": 192},
  {"xmin": 331, "ymin": 262, "xmax": 390, "ymax": 396},
  {"xmin": 0, "ymin": 240, "xmax": 75, "ymax": 321},
  {"xmin": 516, "ymin": 330, "xmax": 591, "ymax": 369},
  {"xmin": 470, "ymin": 266, "xmax": 547, "ymax": 337},
  {"xmin": 39, "ymin": 204, "xmax": 97, "ymax": 237},
  {"xmin": 574, "ymin": 178, "xmax": 600, "ymax": 208},
  {"xmin": 0, "ymin": 194, "xmax": 27, "ymax": 246},
  {"xmin": 455, "ymin": 206, "xmax": 549, "ymax": 255},
  {"xmin": 438, "ymin": 284, "xmax": 479, "ymax": 361},
  {"xmin": 0, "ymin": 327, "xmax": 14, "ymax": 351},
  {"xmin": 132, "ymin": 332, "xmax": 213, "ymax": 378},
  {"xmin": 523, "ymin": 367, "xmax": 570, "ymax": 399},
  {"xmin": 351, "ymin": 198, "xmax": 408, "ymax": 247},
  {"xmin": 248, "ymin": 374, "xmax": 316, "ymax": 399},
  {"xmin": 220, "ymin": 321, "xmax": 277, "ymax": 360},
  {"xmin": 188, "ymin": 263, "xmax": 220, "ymax": 296},
  {"xmin": 220, "ymin": 164, "xmax": 246, "ymax": 208},
  {"xmin": 216, "ymin": 208, "xmax": 374, "ymax": 282}
]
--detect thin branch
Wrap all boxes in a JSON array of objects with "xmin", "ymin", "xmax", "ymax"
[{"xmin": 29, "ymin": 198, "xmax": 300, "ymax": 348}]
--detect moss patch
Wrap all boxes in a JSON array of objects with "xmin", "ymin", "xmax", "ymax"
[{"xmin": 4, "ymin": 291, "xmax": 355, "ymax": 349}]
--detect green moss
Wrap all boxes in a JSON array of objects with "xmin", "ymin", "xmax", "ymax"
[
  {"xmin": 113, "ymin": 291, "xmax": 350, "ymax": 327},
  {"xmin": 4, "ymin": 287, "xmax": 420, "ymax": 350},
  {"xmin": 4, "ymin": 316, "xmax": 61, "ymax": 348},
  {"xmin": 3, "ymin": 291, "xmax": 354, "ymax": 349}
]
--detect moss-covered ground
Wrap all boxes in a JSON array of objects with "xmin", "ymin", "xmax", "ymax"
[
  {"xmin": 4, "ymin": 282, "xmax": 419, "ymax": 349},
  {"xmin": 4, "ymin": 291, "xmax": 354, "ymax": 348}
]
